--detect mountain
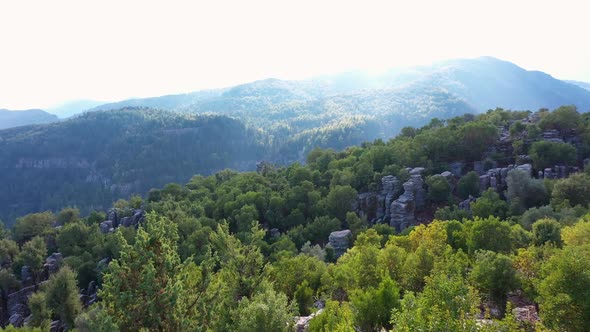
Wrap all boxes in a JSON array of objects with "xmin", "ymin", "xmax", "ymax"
[
  {"xmin": 88, "ymin": 56, "xmax": 590, "ymax": 115},
  {"xmin": 0, "ymin": 109, "xmax": 58, "ymax": 129},
  {"xmin": 567, "ymin": 80, "xmax": 590, "ymax": 91},
  {"xmin": 0, "ymin": 108, "xmax": 265, "ymax": 223},
  {"xmin": 47, "ymin": 99, "xmax": 109, "ymax": 118}
]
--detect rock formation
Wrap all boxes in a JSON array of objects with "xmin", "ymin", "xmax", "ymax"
[{"xmin": 328, "ymin": 230, "xmax": 352, "ymax": 259}]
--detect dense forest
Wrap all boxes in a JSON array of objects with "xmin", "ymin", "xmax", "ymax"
[{"xmin": 0, "ymin": 106, "xmax": 589, "ymax": 331}]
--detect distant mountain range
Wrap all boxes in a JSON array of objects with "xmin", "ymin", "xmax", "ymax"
[
  {"xmin": 47, "ymin": 99, "xmax": 108, "ymax": 118},
  {"xmin": 567, "ymin": 80, "xmax": 590, "ymax": 91},
  {"xmin": 90, "ymin": 56, "xmax": 590, "ymax": 114},
  {"xmin": 2, "ymin": 56, "xmax": 590, "ymax": 222},
  {"xmin": 0, "ymin": 109, "xmax": 58, "ymax": 130}
]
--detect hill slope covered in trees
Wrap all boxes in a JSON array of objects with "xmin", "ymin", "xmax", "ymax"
[
  {"xmin": 0, "ymin": 109, "xmax": 58, "ymax": 130},
  {"xmin": 1, "ymin": 106, "xmax": 590, "ymax": 331}
]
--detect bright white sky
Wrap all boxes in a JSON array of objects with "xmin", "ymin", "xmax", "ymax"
[{"xmin": 0, "ymin": 0, "xmax": 589, "ymax": 109}]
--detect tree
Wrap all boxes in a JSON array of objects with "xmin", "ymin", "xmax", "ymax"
[
  {"xmin": 426, "ymin": 175, "xmax": 451, "ymax": 203},
  {"xmin": 28, "ymin": 291, "xmax": 51, "ymax": 329},
  {"xmin": 100, "ymin": 212, "xmax": 203, "ymax": 331},
  {"xmin": 471, "ymin": 188, "xmax": 508, "ymax": 219},
  {"xmin": 532, "ymin": 218, "xmax": 562, "ymax": 247},
  {"xmin": 294, "ymin": 280, "xmax": 314, "ymax": 315},
  {"xmin": 15, "ymin": 236, "xmax": 46, "ymax": 283},
  {"xmin": 308, "ymin": 300, "xmax": 355, "ymax": 332},
  {"xmin": 350, "ymin": 275, "xmax": 400, "ymax": 331},
  {"xmin": 467, "ymin": 217, "xmax": 512, "ymax": 254},
  {"xmin": 0, "ymin": 238, "xmax": 19, "ymax": 266},
  {"xmin": 44, "ymin": 266, "xmax": 82, "ymax": 328},
  {"xmin": 505, "ymin": 169, "xmax": 548, "ymax": 214},
  {"xmin": 539, "ymin": 105, "xmax": 581, "ymax": 134},
  {"xmin": 551, "ymin": 173, "xmax": 590, "ymax": 208},
  {"xmin": 234, "ymin": 282, "xmax": 295, "ymax": 332},
  {"xmin": 470, "ymin": 250, "xmax": 518, "ymax": 311},
  {"xmin": 457, "ymin": 171, "xmax": 480, "ymax": 199},
  {"xmin": 13, "ymin": 212, "xmax": 54, "ymax": 244},
  {"xmin": 529, "ymin": 141, "xmax": 577, "ymax": 170},
  {"xmin": 537, "ymin": 245, "xmax": 590, "ymax": 331},
  {"xmin": 326, "ymin": 185, "xmax": 358, "ymax": 221}
]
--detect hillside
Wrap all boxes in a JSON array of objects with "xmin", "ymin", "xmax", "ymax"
[
  {"xmin": 0, "ymin": 109, "xmax": 58, "ymax": 129},
  {"xmin": 0, "ymin": 108, "xmax": 265, "ymax": 223},
  {"xmin": 89, "ymin": 56, "xmax": 590, "ymax": 116},
  {"xmin": 567, "ymin": 80, "xmax": 590, "ymax": 91},
  {"xmin": 2, "ymin": 106, "xmax": 590, "ymax": 331},
  {"xmin": 47, "ymin": 99, "xmax": 108, "ymax": 118}
]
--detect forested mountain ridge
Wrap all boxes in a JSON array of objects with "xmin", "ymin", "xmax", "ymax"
[
  {"xmin": 0, "ymin": 108, "xmax": 265, "ymax": 223},
  {"xmin": 0, "ymin": 109, "xmax": 58, "ymax": 130},
  {"xmin": 1, "ymin": 106, "xmax": 590, "ymax": 331},
  {"xmin": 91, "ymin": 57, "xmax": 590, "ymax": 115}
]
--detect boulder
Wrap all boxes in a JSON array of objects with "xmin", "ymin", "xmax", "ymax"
[
  {"xmin": 20, "ymin": 266, "xmax": 33, "ymax": 286},
  {"xmin": 409, "ymin": 167, "xmax": 425, "ymax": 176},
  {"xmin": 328, "ymin": 230, "xmax": 352, "ymax": 259},
  {"xmin": 356, "ymin": 192, "xmax": 379, "ymax": 222},
  {"xmin": 440, "ymin": 171, "xmax": 453, "ymax": 182},
  {"xmin": 449, "ymin": 162, "xmax": 464, "ymax": 177},
  {"xmin": 479, "ymin": 175, "xmax": 490, "ymax": 192},
  {"xmin": 8, "ymin": 313, "xmax": 24, "ymax": 327},
  {"xmin": 107, "ymin": 209, "xmax": 118, "ymax": 227},
  {"xmin": 390, "ymin": 196, "xmax": 415, "ymax": 232},
  {"xmin": 516, "ymin": 164, "xmax": 532, "ymax": 177},
  {"xmin": 99, "ymin": 220, "xmax": 113, "ymax": 234},
  {"xmin": 44, "ymin": 252, "xmax": 63, "ymax": 276}
]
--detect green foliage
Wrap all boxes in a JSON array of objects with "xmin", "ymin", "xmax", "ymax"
[
  {"xmin": 234, "ymin": 282, "xmax": 295, "ymax": 332},
  {"xmin": 44, "ymin": 266, "xmax": 82, "ymax": 327},
  {"xmin": 537, "ymin": 245, "xmax": 590, "ymax": 331},
  {"xmin": 551, "ymin": 173, "xmax": 590, "ymax": 208},
  {"xmin": 74, "ymin": 305, "xmax": 120, "ymax": 332},
  {"xmin": 539, "ymin": 105, "xmax": 581, "ymax": 134},
  {"xmin": 15, "ymin": 236, "xmax": 46, "ymax": 282},
  {"xmin": 468, "ymin": 217, "xmax": 512, "ymax": 254},
  {"xmin": 99, "ymin": 212, "xmax": 203, "ymax": 331},
  {"xmin": 457, "ymin": 171, "xmax": 480, "ymax": 199},
  {"xmin": 326, "ymin": 185, "xmax": 357, "ymax": 221},
  {"xmin": 471, "ymin": 189, "xmax": 508, "ymax": 219},
  {"xmin": 28, "ymin": 291, "xmax": 51, "ymax": 329},
  {"xmin": 350, "ymin": 275, "xmax": 400, "ymax": 331},
  {"xmin": 470, "ymin": 250, "xmax": 518, "ymax": 310},
  {"xmin": 505, "ymin": 169, "xmax": 548, "ymax": 215},
  {"xmin": 426, "ymin": 175, "xmax": 451, "ymax": 203},
  {"xmin": 308, "ymin": 300, "xmax": 355, "ymax": 332},
  {"xmin": 529, "ymin": 141, "xmax": 577, "ymax": 170},
  {"xmin": 12, "ymin": 212, "xmax": 54, "ymax": 244},
  {"xmin": 532, "ymin": 218, "xmax": 562, "ymax": 247}
]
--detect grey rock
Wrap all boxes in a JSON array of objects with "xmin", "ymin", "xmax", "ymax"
[
  {"xmin": 459, "ymin": 195, "xmax": 476, "ymax": 211},
  {"xmin": 449, "ymin": 162, "xmax": 464, "ymax": 177},
  {"xmin": 474, "ymin": 161, "xmax": 484, "ymax": 175},
  {"xmin": 516, "ymin": 164, "xmax": 532, "ymax": 177},
  {"xmin": 107, "ymin": 209, "xmax": 118, "ymax": 227},
  {"xmin": 20, "ymin": 266, "xmax": 33, "ymax": 286},
  {"xmin": 120, "ymin": 217, "xmax": 133, "ymax": 227},
  {"xmin": 328, "ymin": 230, "xmax": 352, "ymax": 259},
  {"xmin": 270, "ymin": 228, "xmax": 280, "ymax": 238},
  {"xmin": 100, "ymin": 220, "xmax": 113, "ymax": 233},
  {"xmin": 381, "ymin": 175, "xmax": 400, "ymax": 218},
  {"xmin": 440, "ymin": 171, "xmax": 453, "ymax": 182},
  {"xmin": 409, "ymin": 167, "xmax": 425, "ymax": 176},
  {"xmin": 479, "ymin": 175, "xmax": 490, "ymax": 192},
  {"xmin": 44, "ymin": 252, "xmax": 63, "ymax": 276},
  {"xmin": 490, "ymin": 176, "xmax": 497, "ymax": 189},
  {"xmin": 9, "ymin": 313, "xmax": 24, "ymax": 327}
]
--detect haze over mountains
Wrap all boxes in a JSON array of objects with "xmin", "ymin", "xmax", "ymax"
[
  {"xmin": 2, "ymin": 56, "xmax": 590, "ymax": 222},
  {"xmin": 0, "ymin": 109, "xmax": 58, "ymax": 130}
]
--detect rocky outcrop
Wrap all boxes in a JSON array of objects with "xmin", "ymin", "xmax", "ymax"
[
  {"xmin": 101, "ymin": 209, "xmax": 146, "ymax": 233},
  {"xmin": 43, "ymin": 253, "xmax": 63, "ymax": 277},
  {"xmin": 390, "ymin": 170, "xmax": 425, "ymax": 232},
  {"xmin": 6, "ymin": 285, "xmax": 37, "ymax": 327},
  {"xmin": 328, "ymin": 230, "xmax": 352, "ymax": 259},
  {"xmin": 355, "ymin": 175, "xmax": 400, "ymax": 224},
  {"xmin": 540, "ymin": 165, "xmax": 579, "ymax": 179}
]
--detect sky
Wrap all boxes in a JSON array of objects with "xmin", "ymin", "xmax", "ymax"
[{"xmin": 0, "ymin": 0, "xmax": 589, "ymax": 110}]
